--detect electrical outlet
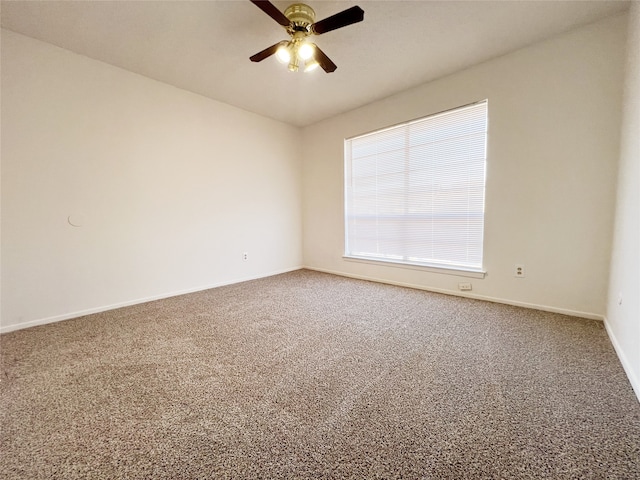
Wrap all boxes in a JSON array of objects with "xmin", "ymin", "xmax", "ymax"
[
  {"xmin": 243, "ymin": 252, "xmax": 248, "ymax": 261},
  {"xmin": 515, "ymin": 264, "xmax": 525, "ymax": 278},
  {"xmin": 458, "ymin": 282, "xmax": 472, "ymax": 291}
]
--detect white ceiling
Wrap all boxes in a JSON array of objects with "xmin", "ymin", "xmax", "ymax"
[{"xmin": 0, "ymin": 0, "xmax": 630, "ymax": 126}]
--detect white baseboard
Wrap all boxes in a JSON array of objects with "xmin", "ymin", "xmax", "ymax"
[
  {"xmin": 0, "ymin": 266, "xmax": 303, "ymax": 334},
  {"xmin": 303, "ymin": 266, "xmax": 604, "ymax": 321},
  {"xmin": 603, "ymin": 318, "xmax": 640, "ymax": 403}
]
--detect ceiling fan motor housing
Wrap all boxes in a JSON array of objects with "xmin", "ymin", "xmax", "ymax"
[{"xmin": 285, "ymin": 3, "xmax": 316, "ymax": 31}]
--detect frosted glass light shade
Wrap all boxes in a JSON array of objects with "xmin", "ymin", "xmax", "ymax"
[
  {"xmin": 304, "ymin": 59, "xmax": 320, "ymax": 72},
  {"xmin": 276, "ymin": 44, "xmax": 291, "ymax": 63},
  {"xmin": 298, "ymin": 42, "xmax": 315, "ymax": 61}
]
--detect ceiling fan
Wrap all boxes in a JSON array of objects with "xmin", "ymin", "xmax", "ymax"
[{"xmin": 249, "ymin": 0, "xmax": 364, "ymax": 73}]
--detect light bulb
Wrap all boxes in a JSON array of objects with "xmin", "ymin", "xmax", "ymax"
[
  {"xmin": 298, "ymin": 42, "xmax": 315, "ymax": 61},
  {"xmin": 276, "ymin": 44, "xmax": 291, "ymax": 64},
  {"xmin": 304, "ymin": 59, "xmax": 320, "ymax": 72}
]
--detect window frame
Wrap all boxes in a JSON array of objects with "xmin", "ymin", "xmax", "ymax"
[{"xmin": 343, "ymin": 100, "xmax": 488, "ymax": 278}]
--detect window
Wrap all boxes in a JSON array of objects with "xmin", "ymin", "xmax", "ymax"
[{"xmin": 344, "ymin": 101, "xmax": 488, "ymax": 275}]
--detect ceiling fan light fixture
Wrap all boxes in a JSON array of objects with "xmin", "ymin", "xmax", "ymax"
[
  {"xmin": 297, "ymin": 42, "xmax": 315, "ymax": 61},
  {"xmin": 304, "ymin": 58, "xmax": 320, "ymax": 72},
  {"xmin": 288, "ymin": 56, "xmax": 299, "ymax": 72},
  {"xmin": 276, "ymin": 43, "xmax": 292, "ymax": 63}
]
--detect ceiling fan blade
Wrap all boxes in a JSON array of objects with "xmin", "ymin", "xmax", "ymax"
[
  {"xmin": 312, "ymin": 5, "xmax": 364, "ymax": 35},
  {"xmin": 313, "ymin": 46, "xmax": 337, "ymax": 73},
  {"xmin": 250, "ymin": 42, "xmax": 285, "ymax": 62},
  {"xmin": 250, "ymin": 0, "xmax": 290, "ymax": 27}
]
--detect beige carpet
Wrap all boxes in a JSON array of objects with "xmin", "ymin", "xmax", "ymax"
[{"xmin": 1, "ymin": 269, "xmax": 639, "ymax": 479}]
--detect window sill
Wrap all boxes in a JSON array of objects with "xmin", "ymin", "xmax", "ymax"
[{"xmin": 343, "ymin": 255, "xmax": 486, "ymax": 279}]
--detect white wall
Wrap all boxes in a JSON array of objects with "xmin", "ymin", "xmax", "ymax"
[
  {"xmin": 0, "ymin": 30, "xmax": 302, "ymax": 332},
  {"xmin": 606, "ymin": 3, "xmax": 640, "ymax": 399},
  {"xmin": 302, "ymin": 14, "xmax": 627, "ymax": 319}
]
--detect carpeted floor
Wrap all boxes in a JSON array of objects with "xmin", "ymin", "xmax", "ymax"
[{"xmin": 1, "ymin": 269, "xmax": 639, "ymax": 479}]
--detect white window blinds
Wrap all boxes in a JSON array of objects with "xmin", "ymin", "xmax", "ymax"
[{"xmin": 344, "ymin": 101, "xmax": 488, "ymax": 272}]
